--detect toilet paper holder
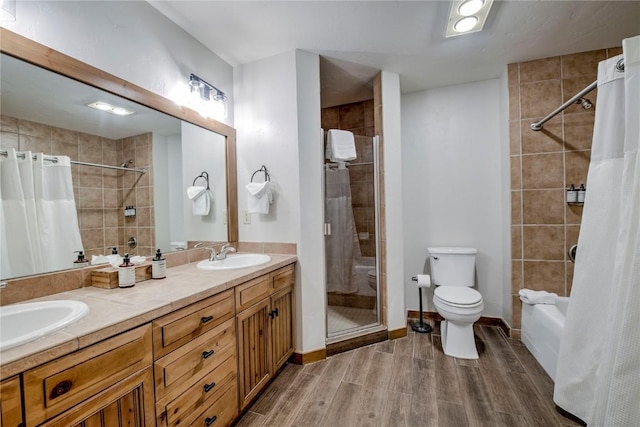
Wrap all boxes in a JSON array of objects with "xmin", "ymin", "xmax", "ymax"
[{"xmin": 411, "ymin": 275, "xmax": 433, "ymax": 334}]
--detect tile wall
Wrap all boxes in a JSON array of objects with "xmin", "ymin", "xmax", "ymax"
[
  {"xmin": 321, "ymin": 99, "xmax": 377, "ymax": 257},
  {"xmin": 508, "ymin": 47, "xmax": 622, "ymax": 336},
  {"xmin": 0, "ymin": 115, "xmax": 154, "ymax": 260}
]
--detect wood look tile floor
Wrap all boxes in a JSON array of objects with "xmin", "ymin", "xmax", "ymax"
[{"xmin": 234, "ymin": 322, "xmax": 582, "ymax": 427}]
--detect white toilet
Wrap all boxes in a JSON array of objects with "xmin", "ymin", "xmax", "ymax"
[{"xmin": 429, "ymin": 247, "xmax": 484, "ymax": 359}]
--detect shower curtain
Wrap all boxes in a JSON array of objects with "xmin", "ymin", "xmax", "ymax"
[
  {"xmin": 554, "ymin": 36, "xmax": 640, "ymax": 425},
  {"xmin": 1, "ymin": 149, "xmax": 83, "ymax": 278},
  {"xmin": 325, "ymin": 166, "xmax": 358, "ymax": 294}
]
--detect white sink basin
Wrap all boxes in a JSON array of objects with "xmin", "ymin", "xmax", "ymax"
[
  {"xmin": 0, "ymin": 300, "xmax": 89, "ymax": 351},
  {"xmin": 197, "ymin": 253, "xmax": 271, "ymax": 271}
]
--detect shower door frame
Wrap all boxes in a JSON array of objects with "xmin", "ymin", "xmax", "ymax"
[{"xmin": 324, "ymin": 134, "xmax": 382, "ymax": 342}]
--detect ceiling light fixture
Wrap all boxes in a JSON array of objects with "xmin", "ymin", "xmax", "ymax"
[
  {"xmin": 446, "ymin": 0, "xmax": 494, "ymax": 37},
  {"xmin": 87, "ymin": 101, "xmax": 135, "ymax": 116}
]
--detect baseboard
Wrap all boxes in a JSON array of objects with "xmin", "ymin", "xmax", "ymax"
[
  {"xmin": 327, "ymin": 292, "xmax": 376, "ymax": 309},
  {"xmin": 290, "ymin": 348, "xmax": 327, "ymax": 365},
  {"xmin": 407, "ymin": 310, "xmax": 512, "ymax": 337},
  {"xmin": 388, "ymin": 326, "xmax": 408, "ymax": 340},
  {"xmin": 326, "ymin": 329, "xmax": 388, "ymax": 356}
]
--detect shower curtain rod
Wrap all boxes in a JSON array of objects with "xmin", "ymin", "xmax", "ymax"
[
  {"xmin": 531, "ymin": 58, "xmax": 625, "ymax": 132},
  {"xmin": 0, "ymin": 150, "xmax": 146, "ymax": 174}
]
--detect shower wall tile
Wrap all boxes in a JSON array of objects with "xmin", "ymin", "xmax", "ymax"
[
  {"xmin": 339, "ymin": 102, "xmax": 365, "ymax": 129},
  {"xmin": 508, "ymin": 46, "xmax": 618, "ymax": 327},
  {"xmin": 607, "ymin": 47, "xmax": 623, "ymax": 57},
  {"xmin": 510, "ymin": 156, "xmax": 521, "ymax": 188},
  {"xmin": 0, "ymin": 131, "xmax": 19, "ymax": 151},
  {"xmin": 1, "ymin": 115, "xmax": 19, "ymax": 132},
  {"xmin": 511, "ymin": 295, "xmax": 522, "ymax": 329},
  {"xmin": 562, "ymin": 50, "xmax": 606, "ymax": 79},
  {"xmin": 19, "ymin": 119, "xmax": 51, "ymax": 139},
  {"xmin": 564, "ymin": 150, "xmax": 591, "ymax": 188},
  {"xmin": 562, "ymin": 76, "xmax": 598, "ymax": 115},
  {"xmin": 78, "ymin": 132, "xmax": 102, "ymax": 151},
  {"xmin": 564, "ymin": 113, "xmax": 595, "ymax": 151},
  {"xmin": 52, "ymin": 139, "xmax": 79, "ymax": 160},
  {"xmin": 522, "ymin": 225, "xmax": 564, "ymax": 260},
  {"xmin": 522, "ymin": 190, "xmax": 564, "ymax": 225},
  {"xmin": 20, "ymin": 134, "xmax": 51, "ymax": 154},
  {"xmin": 321, "ymin": 107, "xmax": 340, "ymax": 129},
  {"xmin": 519, "ymin": 56, "xmax": 561, "ymax": 83},
  {"xmin": 520, "ymin": 118, "xmax": 563, "ymax": 154},
  {"xmin": 519, "ymin": 80, "xmax": 562, "ymax": 119},
  {"xmin": 521, "ymin": 153, "xmax": 564, "ymax": 189}
]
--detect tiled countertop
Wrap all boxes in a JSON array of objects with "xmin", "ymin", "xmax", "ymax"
[{"xmin": 0, "ymin": 253, "xmax": 297, "ymax": 379}]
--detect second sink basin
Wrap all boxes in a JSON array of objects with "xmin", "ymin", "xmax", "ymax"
[
  {"xmin": 0, "ymin": 300, "xmax": 89, "ymax": 351},
  {"xmin": 197, "ymin": 253, "xmax": 271, "ymax": 271}
]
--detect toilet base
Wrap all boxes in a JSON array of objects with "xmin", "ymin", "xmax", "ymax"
[{"xmin": 440, "ymin": 320, "xmax": 479, "ymax": 359}]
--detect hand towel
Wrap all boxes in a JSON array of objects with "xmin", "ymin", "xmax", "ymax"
[
  {"xmin": 245, "ymin": 181, "xmax": 272, "ymax": 214},
  {"xmin": 518, "ymin": 288, "xmax": 558, "ymax": 305},
  {"xmin": 326, "ymin": 129, "xmax": 356, "ymax": 162},
  {"xmin": 187, "ymin": 185, "xmax": 211, "ymax": 216}
]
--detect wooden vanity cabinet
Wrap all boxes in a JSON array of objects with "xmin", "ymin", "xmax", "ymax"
[
  {"xmin": 237, "ymin": 265, "xmax": 295, "ymax": 409},
  {"xmin": 22, "ymin": 324, "xmax": 153, "ymax": 427},
  {"xmin": 153, "ymin": 289, "xmax": 238, "ymax": 427},
  {"xmin": 0, "ymin": 375, "xmax": 23, "ymax": 427}
]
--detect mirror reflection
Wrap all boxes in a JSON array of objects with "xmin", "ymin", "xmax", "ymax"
[{"xmin": 0, "ymin": 53, "xmax": 229, "ymax": 280}]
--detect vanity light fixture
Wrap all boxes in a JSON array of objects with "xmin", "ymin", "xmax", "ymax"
[
  {"xmin": 87, "ymin": 101, "xmax": 135, "ymax": 116},
  {"xmin": 182, "ymin": 73, "xmax": 229, "ymax": 119},
  {"xmin": 189, "ymin": 73, "xmax": 228, "ymax": 103},
  {"xmin": 445, "ymin": 0, "xmax": 494, "ymax": 37}
]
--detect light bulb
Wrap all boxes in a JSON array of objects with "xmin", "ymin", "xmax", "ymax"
[
  {"xmin": 458, "ymin": 0, "xmax": 483, "ymax": 17},
  {"xmin": 454, "ymin": 16, "xmax": 479, "ymax": 33}
]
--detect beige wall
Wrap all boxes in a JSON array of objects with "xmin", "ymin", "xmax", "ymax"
[
  {"xmin": 508, "ymin": 46, "xmax": 622, "ymax": 335},
  {"xmin": 0, "ymin": 115, "xmax": 154, "ymax": 259}
]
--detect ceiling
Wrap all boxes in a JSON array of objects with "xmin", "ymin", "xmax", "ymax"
[{"xmin": 149, "ymin": 1, "xmax": 640, "ymax": 107}]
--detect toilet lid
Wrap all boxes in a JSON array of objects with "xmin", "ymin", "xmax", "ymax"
[{"xmin": 434, "ymin": 287, "xmax": 482, "ymax": 305}]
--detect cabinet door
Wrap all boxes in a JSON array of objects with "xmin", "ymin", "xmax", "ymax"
[
  {"xmin": 0, "ymin": 376, "xmax": 23, "ymax": 427},
  {"xmin": 39, "ymin": 368, "xmax": 155, "ymax": 427},
  {"xmin": 271, "ymin": 286, "xmax": 294, "ymax": 373},
  {"xmin": 236, "ymin": 298, "xmax": 271, "ymax": 409}
]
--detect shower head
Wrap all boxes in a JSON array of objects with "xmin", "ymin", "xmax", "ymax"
[
  {"xmin": 576, "ymin": 97, "xmax": 593, "ymax": 110},
  {"xmin": 119, "ymin": 159, "xmax": 133, "ymax": 168}
]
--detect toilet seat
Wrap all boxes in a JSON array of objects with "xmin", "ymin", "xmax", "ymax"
[{"xmin": 434, "ymin": 287, "xmax": 482, "ymax": 308}]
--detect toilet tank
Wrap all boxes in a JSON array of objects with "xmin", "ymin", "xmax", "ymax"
[{"xmin": 428, "ymin": 247, "xmax": 477, "ymax": 287}]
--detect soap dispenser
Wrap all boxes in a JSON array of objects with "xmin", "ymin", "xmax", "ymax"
[
  {"xmin": 74, "ymin": 251, "xmax": 89, "ymax": 268},
  {"xmin": 152, "ymin": 249, "xmax": 166, "ymax": 279},
  {"xmin": 118, "ymin": 253, "xmax": 136, "ymax": 288}
]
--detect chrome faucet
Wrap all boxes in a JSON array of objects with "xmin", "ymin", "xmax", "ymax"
[
  {"xmin": 215, "ymin": 243, "xmax": 236, "ymax": 260},
  {"xmin": 194, "ymin": 242, "xmax": 217, "ymax": 261}
]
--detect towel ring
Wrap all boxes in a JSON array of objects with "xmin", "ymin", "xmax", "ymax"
[
  {"xmin": 193, "ymin": 171, "xmax": 210, "ymax": 189},
  {"xmin": 251, "ymin": 165, "xmax": 270, "ymax": 182}
]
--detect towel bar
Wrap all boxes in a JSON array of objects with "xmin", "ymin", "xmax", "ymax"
[
  {"xmin": 193, "ymin": 171, "xmax": 210, "ymax": 189},
  {"xmin": 251, "ymin": 165, "xmax": 270, "ymax": 182}
]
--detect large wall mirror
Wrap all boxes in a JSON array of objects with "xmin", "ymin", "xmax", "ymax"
[{"xmin": 0, "ymin": 29, "xmax": 238, "ymax": 280}]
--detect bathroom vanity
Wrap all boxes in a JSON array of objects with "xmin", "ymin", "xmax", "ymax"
[{"xmin": 0, "ymin": 255, "xmax": 296, "ymax": 427}]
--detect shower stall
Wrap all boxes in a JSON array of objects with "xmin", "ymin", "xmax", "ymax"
[{"xmin": 324, "ymin": 134, "xmax": 381, "ymax": 340}]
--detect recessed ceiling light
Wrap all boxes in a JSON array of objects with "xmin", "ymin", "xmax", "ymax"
[
  {"xmin": 445, "ymin": 0, "xmax": 494, "ymax": 37},
  {"xmin": 87, "ymin": 101, "xmax": 135, "ymax": 116},
  {"xmin": 458, "ymin": 0, "xmax": 484, "ymax": 17},
  {"xmin": 454, "ymin": 16, "xmax": 479, "ymax": 33}
]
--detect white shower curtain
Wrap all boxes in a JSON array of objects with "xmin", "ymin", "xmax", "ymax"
[
  {"xmin": 1, "ymin": 149, "xmax": 83, "ymax": 278},
  {"xmin": 554, "ymin": 36, "xmax": 640, "ymax": 426},
  {"xmin": 325, "ymin": 166, "xmax": 359, "ymax": 294}
]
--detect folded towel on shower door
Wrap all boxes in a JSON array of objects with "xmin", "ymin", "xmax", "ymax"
[
  {"xmin": 187, "ymin": 185, "xmax": 211, "ymax": 216},
  {"xmin": 326, "ymin": 129, "xmax": 357, "ymax": 162},
  {"xmin": 519, "ymin": 288, "xmax": 558, "ymax": 305}
]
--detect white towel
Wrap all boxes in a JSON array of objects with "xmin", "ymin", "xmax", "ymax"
[
  {"xmin": 245, "ymin": 181, "xmax": 273, "ymax": 214},
  {"xmin": 518, "ymin": 288, "xmax": 558, "ymax": 305},
  {"xmin": 187, "ymin": 186, "xmax": 211, "ymax": 216},
  {"xmin": 326, "ymin": 129, "xmax": 356, "ymax": 162}
]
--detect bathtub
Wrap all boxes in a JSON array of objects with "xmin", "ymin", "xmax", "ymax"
[{"xmin": 521, "ymin": 296, "xmax": 570, "ymax": 382}]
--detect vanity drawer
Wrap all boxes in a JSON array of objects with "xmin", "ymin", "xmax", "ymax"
[
  {"xmin": 272, "ymin": 265, "xmax": 295, "ymax": 291},
  {"xmin": 153, "ymin": 289, "xmax": 234, "ymax": 359},
  {"xmin": 185, "ymin": 378, "xmax": 238, "ymax": 427},
  {"xmin": 154, "ymin": 317, "xmax": 235, "ymax": 401},
  {"xmin": 235, "ymin": 275, "xmax": 271, "ymax": 312},
  {"xmin": 23, "ymin": 324, "xmax": 152, "ymax": 426},
  {"xmin": 157, "ymin": 355, "xmax": 237, "ymax": 427}
]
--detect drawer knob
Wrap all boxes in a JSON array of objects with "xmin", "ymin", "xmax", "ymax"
[
  {"xmin": 201, "ymin": 315, "xmax": 214, "ymax": 324},
  {"xmin": 202, "ymin": 349, "xmax": 215, "ymax": 359},
  {"xmin": 50, "ymin": 380, "xmax": 73, "ymax": 399},
  {"xmin": 205, "ymin": 415, "xmax": 218, "ymax": 426},
  {"xmin": 203, "ymin": 382, "xmax": 216, "ymax": 393}
]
